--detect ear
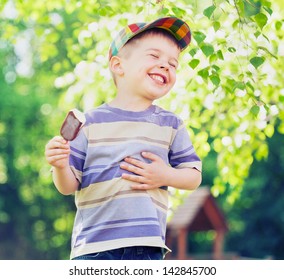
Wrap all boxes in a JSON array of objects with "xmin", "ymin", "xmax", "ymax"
[{"xmin": 109, "ymin": 56, "xmax": 124, "ymax": 76}]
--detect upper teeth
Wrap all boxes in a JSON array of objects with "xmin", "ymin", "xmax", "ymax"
[{"xmin": 151, "ymin": 74, "xmax": 164, "ymax": 83}]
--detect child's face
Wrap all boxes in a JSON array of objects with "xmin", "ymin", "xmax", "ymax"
[{"xmin": 118, "ymin": 34, "xmax": 180, "ymax": 102}]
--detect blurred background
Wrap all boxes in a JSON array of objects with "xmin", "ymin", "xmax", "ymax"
[{"xmin": 0, "ymin": 0, "xmax": 284, "ymax": 260}]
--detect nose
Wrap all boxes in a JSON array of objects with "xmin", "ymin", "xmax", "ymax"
[{"xmin": 159, "ymin": 60, "xmax": 169, "ymax": 71}]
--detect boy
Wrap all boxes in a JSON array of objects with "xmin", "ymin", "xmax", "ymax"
[{"xmin": 45, "ymin": 16, "xmax": 202, "ymax": 260}]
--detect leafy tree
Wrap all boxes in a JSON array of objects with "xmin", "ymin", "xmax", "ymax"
[
  {"xmin": 224, "ymin": 124, "xmax": 284, "ymax": 259},
  {"xmin": 0, "ymin": 0, "xmax": 283, "ymax": 259}
]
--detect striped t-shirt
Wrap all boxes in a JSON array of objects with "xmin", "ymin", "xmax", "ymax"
[{"xmin": 69, "ymin": 104, "xmax": 201, "ymax": 259}]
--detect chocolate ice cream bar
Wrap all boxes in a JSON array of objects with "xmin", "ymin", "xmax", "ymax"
[{"xmin": 60, "ymin": 109, "xmax": 86, "ymax": 141}]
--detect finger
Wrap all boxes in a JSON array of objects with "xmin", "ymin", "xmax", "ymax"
[
  {"xmin": 49, "ymin": 153, "xmax": 69, "ymax": 161},
  {"xmin": 131, "ymin": 184, "xmax": 154, "ymax": 190},
  {"xmin": 53, "ymin": 135, "xmax": 66, "ymax": 142},
  {"xmin": 46, "ymin": 138, "xmax": 69, "ymax": 150},
  {"xmin": 120, "ymin": 162, "xmax": 144, "ymax": 176},
  {"xmin": 121, "ymin": 173, "xmax": 145, "ymax": 183},
  {"xmin": 45, "ymin": 148, "xmax": 70, "ymax": 157},
  {"xmin": 46, "ymin": 154, "xmax": 69, "ymax": 165},
  {"xmin": 54, "ymin": 140, "xmax": 69, "ymax": 149},
  {"xmin": 141, "ymin": 152, "xmax": 160, "ymax": 162},
  {"xmin": 49, "ymin": 136, "xmax": 67, "ymax": 146},
  {"xmin": 124, "ymin": 157, "xmax": 146, "ymax": 168}
]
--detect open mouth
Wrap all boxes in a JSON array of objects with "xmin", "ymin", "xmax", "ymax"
[{"xmin": 149, "ymin": 74, "xmax": 167, "ymax": 84}]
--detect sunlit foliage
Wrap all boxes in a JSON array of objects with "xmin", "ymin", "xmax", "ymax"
[{"xmin": 0, "ymin": 0, "xmax": 283, "ymax": 259}]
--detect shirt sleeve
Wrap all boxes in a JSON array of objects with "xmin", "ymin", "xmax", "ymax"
[
  {"xmin": 168, "ymin": 120, "xmax": 202, "ymax": 172},
  {"xmin": 69, "ymin": 128, "xmax": 88, "ymax": 184}
]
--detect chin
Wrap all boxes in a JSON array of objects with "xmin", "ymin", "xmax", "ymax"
[
  {"xmin": 149, "ymin": 93, "xmax": 168, "ymax": 101},
  {"xmin": 144, "ymin": 85, "xmax": 171, "ymax": 100}
]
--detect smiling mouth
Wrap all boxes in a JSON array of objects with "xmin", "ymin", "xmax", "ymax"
[{"xmin": 149, "ymin": 74, "xmax": 167, "ymax": 84}]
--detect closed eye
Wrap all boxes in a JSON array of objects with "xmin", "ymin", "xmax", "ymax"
[{"xmin": 150, "ymin": 53, "xmax": 159, "ymax": 58}]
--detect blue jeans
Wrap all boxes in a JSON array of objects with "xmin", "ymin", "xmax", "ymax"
[{"xmin": 72, "ymin": 246, "xmax": 164, "ymax": 260}]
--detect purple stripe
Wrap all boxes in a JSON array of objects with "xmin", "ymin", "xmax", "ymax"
[
  {"xmin": 84, "ymin": 164, "xmax": 109, "ymax": 171},
  {"xmin": 170, "ymin": 145, "xmax": 194, "ymax": 157},
  {"xmin": 81, "ymin": 166, "xmax": 169, "ymax": 188},
  {"xmin": 70, "ymin": 154, "xmax": 85, "ymax": 171},
  {"xmin": 75, "ymin": 196, "xmax": 168, "ymax": 231},
  {"xmin": 84, "ymin": 104, "xmax": 181, "ymax": 128},
  {"xmin": 81, "ymin": 217, "xmax": 158, "ymax": 232},
  {"xmin": 83, "ymin": 144, "xmax": 169, "ymax": 168},
  {"xmin": 170, "ymin": 154, "xmax": 201, "ymax": 168},
  {"xmin": 70, "ymin": 146, "xmax": 86, "ymax": 157},
  {"xmin": 81, "ymin": 165, "xmax": 123, "ymax": 187},
  {"xmin": 75, "ymin": 224, "xmax": 163, "ymax": 247}
]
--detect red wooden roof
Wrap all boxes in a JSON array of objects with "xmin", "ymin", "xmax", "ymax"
[{"xmin": 168, "ymin": 187, "xmax": 228, "ymax": 232}]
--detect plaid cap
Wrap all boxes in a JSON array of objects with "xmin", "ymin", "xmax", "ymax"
[{"xmin": 109, "ymin": 17, "xmax": 191, "ymax": 60}]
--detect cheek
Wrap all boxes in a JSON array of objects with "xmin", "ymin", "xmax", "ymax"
[{"xmin": 169, "ymin": 71, "xmax": 177, "ymax": 85}]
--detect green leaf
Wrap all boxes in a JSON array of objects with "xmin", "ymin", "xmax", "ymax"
[
  {"xmin": 225, "ymin": 79, "xmax": 245, "ymax": 92},
  {"xmin": 237, "ymin": 0, "xmax": 245, "ymax": 16},
  {"xmin": 211, "ymin": 64, "xmax": 220, "ymax": 72},
  {"xmin": 209, "ymin": 54, "xmax": 217, "ymax": 64},
  {"xmin": 238, "ymin": 73, "xmax": 244, "ymax": 80},
  {"xmin": 235, "ymin": 82, "xmax": 246, "ymax": 90},
  {"xmin": 232, "ymin": 19, "xmax": 239, "ymax": 29},
  {"xmin": 188, "ymin": 59, "xmax": 200, "ymax": 69},
  {"xmin": 172, "ymin": 7, "xmax": 186, "ymax": 18},
  {"xmin": 188, "ymin": 48, "xmax": 198, "ymax": 57},
  {"xmin": 254, "ymin": 13, "xmax": 268, "ymax": 30},
  {"xmin": 245, "ymin": 71, "xmax": 253, "ymax": 78},
  {"xmin": 278, "ymin": 123, "xmax": 284, "ymax": 134},
  {"xmin": 193, "ymin": 31, "xmax": 206, "ymax": 45},
  {"xmin": 250, "ymin": 56, "xmax": 265, "ymax": 69},
  {"xmin": 246, "ymin": 81, "xmax": 255, "ymax": 92},
  {"xmin": 263, "ymin": 6, "xmax": 273, "ymax": 16},
  {"xmin": 161, "ymin": 8, "xmax": 170, "ymax": 15},
  {"xmin": 217, "ymin": 50, "xmax": 224, "ymax": 60},
  {"xmin": 255, "ymin": 143, "xmax": 268, "ymax": 160},
  {"xmin": 198, "ymin": 67, "xmax": 209, "ymax": 79},
  {"xmin": 136, "ymin": 6, "xmax": 143, "ymax": 14},
  {"xmin": 228, "ymin": 47, "xmax": 236, "ymax": 53},
  {"xmin": 203, "ymin": 5, "xmax": 216, "ymax": 19},
  {"xmin": 264, "ymin": 124, "xmax": 274, "ymax": 138},
  {"xmin": 226, "ymin": 79, "xmax": 236, "ymax": 91},
  {"xmin": 254, "ymin": 31, "xmax": 261, "ymax": 38},
  {"xmin": 98, "ymin": 7, "xmax": 107, "ymax": 16},
  {"xmin": 201, "ymin": 44, "xmax": 214, "ymax": 57},
  {"xmin": 210, "ymin": 74, "xmax": 220, "ymax": 86},
  {"xmin": 275, "ymin": 21, "xmax": 282, "ymax": 31},
  {"xmin": 213, "ymin": 21, "xmax": 221, "ymax": 32},
  {"xmin": 250, "ymin": 105, "xmax": 260, "ymax": 116}
]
